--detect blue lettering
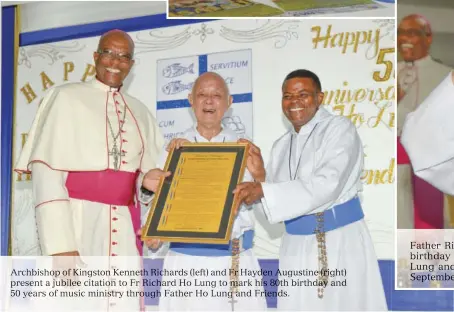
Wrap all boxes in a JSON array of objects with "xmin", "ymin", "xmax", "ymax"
[
  {"xmin": 164, "ymin": 132, "xmax": 185, "ymax": 140},
  {"xmin": 209, "ymin": 60, "xmax": 248, "ymax": 71},
  {"xmin": 159, "ymin": 120, "xmax": 175, "ymax": 128}
]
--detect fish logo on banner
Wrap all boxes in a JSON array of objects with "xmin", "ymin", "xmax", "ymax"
[
  {"xmin": 162, "ymin": 81, "xmax": 194, "ymax": 95},
  {"xmin": 162, "ymin": 63, "xmax": 195, "ymax": 78}
]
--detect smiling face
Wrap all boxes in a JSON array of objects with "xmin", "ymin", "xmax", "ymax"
[
  {"xmin": 93, "ymin": 30, "xmax": 135, "ymax": 88},
  {"xmin": 282, "ymin": 77, "xmax": 324, "ymax": 132},
  {"xmin": 397, "ymin": 16, "xmax": 432, "ymax": 62},
  {"xmin": 188, "ymin": 72, "xmax": 232, "ymax": 129}
]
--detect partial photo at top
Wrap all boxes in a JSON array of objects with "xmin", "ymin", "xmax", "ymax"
[{"xmin": 166, "ymin": 0, "xmax": 395, "ymax": 18}]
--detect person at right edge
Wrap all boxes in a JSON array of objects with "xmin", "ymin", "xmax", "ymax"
[
  {"xmin": 397, "ymin": 14, "xmax": 452, "ymax": 229},
  {"xmin": 401, "ymin": 71, "xmax": 454, "ymax": 198},
  {"xmin": 233, "ymin": 69, "xmax": 388, "ymax": 311}
]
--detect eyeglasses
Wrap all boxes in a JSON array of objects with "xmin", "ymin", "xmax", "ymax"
[
  {"xmin": 397, "ymin": 29, "xmax": 428, "ymax": 37},
  {"xmin": 96, "ymin": 49, "xmax": 133, "ymax": 63}
]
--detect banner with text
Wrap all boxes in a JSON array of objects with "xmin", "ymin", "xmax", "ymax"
[{"xmin": 11, "ymin": 19, "xmax": 395, "ymax": 265}]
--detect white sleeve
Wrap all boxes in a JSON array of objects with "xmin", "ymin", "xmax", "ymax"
[
  {"xmin": 239, "ymin": 168, "xmax": 255, "ymax": 211},
  {"xmin": 137, "ymin": 173, "xmax": 154, "ymax": 205},
  {"xmin": 31, "ymin": 162, "xmax": 78, "ymax": 255},
  {"xmin": 138, "ymin": 147, "xmax": 169, "ymax": 205},
  {"xmin": 260, "ymin": 119, "xmax": 362, "ymax": 224},
  {"xmin": 401, "ymin": 72, "xmax": 454, "ymax": 195},
  {"xmin": 142, "ymin": 149, "xmax": 170, "ymax": 257}
]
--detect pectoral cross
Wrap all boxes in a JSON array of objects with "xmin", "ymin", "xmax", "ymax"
[{"xmin": 109, "ymin": 143, "xmax": 125, "ymax": 171}]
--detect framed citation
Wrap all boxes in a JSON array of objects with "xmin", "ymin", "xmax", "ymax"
[{"xmin": 141, "ymin": 142, "xmax": 249, "ymax": 244}]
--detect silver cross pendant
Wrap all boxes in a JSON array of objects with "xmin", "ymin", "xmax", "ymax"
[{"xmin": 109, "ymin": 144, "xmax": 125, "ymax": 171}]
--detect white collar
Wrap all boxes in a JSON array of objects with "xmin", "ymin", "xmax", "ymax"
[
  {"xmin": 290, "ymin": 106, "xmax": 331, "ymax": 135},
  {"xmin": 89, "ymin": 77, "xmax": 122, "ymax": 92},
  {"xmin": 403, "ymin": 54, "xmax": 432, "ymax": 67},
  {"xmin": 193, "ymin": 124, "xmax": 225, "ymax": 142}
]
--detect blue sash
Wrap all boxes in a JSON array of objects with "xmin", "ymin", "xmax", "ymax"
[
  {"xmin": 284, "ymin": 197, "xmax": 363, "ymax": 235},
  {"xmin": 169, "ymin": 230, "xmax": 254, "ymax": 256}
]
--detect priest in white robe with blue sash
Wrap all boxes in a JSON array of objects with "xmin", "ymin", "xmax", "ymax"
[
  {"xmin": 141, "ymin": 72, "xmax": 267, "ymax": 311},
  {"xmin": 401, "ymin": 71, "xmax": 454, "ymax": 197},
  {"xmin": 234, "ymin": 69, "xmax": 387, "ymax": 311}
]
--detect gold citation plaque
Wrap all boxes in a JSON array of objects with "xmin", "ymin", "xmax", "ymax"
[{"xmin": 142, "ymin": 142, "xmax": 249, "ymax": 244}]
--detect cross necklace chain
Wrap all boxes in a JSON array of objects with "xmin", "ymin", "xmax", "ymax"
[
  {"xmin": 107, "ymin": 100, "xmax": 127, "ymax": 171},
  {"xmin": 288, "ymin": 124, "xmax": 328, "ymax": 299},
  {"xmin": 288, "ymin": 125, "xmax": 318, "ymax": 180}
]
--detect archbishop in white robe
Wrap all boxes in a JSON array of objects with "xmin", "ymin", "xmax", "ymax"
[
  {"xmin": 397, "ymin": 56, "xmax": 452, "ymax": 229},
  {"xmin": 401, "ymin": 72, "xmax": 454, "ymax": 197},
  {"xmin": 259, "ymin": 106, "xmax": 387, "ymax": 311},
  {"xmin": 145, "ymin": 125, "xmax": 267, "ymax": 311},
  {"xmin": 14, "ymin": 78, "xmax": 163, "ymax": 311}
]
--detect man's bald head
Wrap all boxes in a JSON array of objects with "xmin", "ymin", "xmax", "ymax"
[
  {"xmin": 189, "ymin": 72, "xmax": 232, "ymax": 129},
  {"xmin": 397, "ymin": 14, "xmax": 433, "ymax": 62},
  {"xmin": 98, "ymin": 29, "xmax": 135, "ymax": 56},
  {"xmin": 192, "ymin": 72, "xmax": 230, "ymax": 97},
  {"xmin": 400, "ymin": 14, "xmax": 432, "ymax": 36}
]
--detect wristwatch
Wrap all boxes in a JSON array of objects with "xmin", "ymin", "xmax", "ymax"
[{"xmin": 140, "ymin": 186, "xmax": 154, "ymax": 196}]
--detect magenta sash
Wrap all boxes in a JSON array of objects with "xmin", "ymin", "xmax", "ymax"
[
  {"xmin": 65, "ymin": 170, "xmax": 143, "ymax": 255},
  {"xmin": 397, "ymin": 137, "xmax": 444, "ymax": 229},
  {"xmin": 397, "ymin": 136, "xmax": 410, "ymax": 165}
]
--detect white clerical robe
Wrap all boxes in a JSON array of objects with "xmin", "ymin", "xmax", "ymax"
[
  {"xmin": 397, "ymin": 56, "xmax": 452, "ymax": 229},
  {"xmin": 145, "ymin": 125, "xmax": 267, "ymax": 311},
  {"xmin": 14, "ymin": 78, "xmax": 164, "ymax": 311},
  {"xmin": 260, "ymin": 107, "xmax": 387, "ymax": 311},
  {"xmin": 401, "ymin": 73, "xmax": 454, "ymax": 197}
]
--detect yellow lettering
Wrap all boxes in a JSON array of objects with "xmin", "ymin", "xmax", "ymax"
[
  {"xmin": 322, "ymin": 82, "xmax": 352, "ymax": 106},
  {"xmin": 388, "ymin": 113, "xmax": 395, "ymax": 128},
  {"xmin": 40, "ymin": 72, "xmax": 55, "ymax": 91},
  {"xmin": 332, "ymin": 104, "xmax": 364, "ymax": 127},
  {"xmin": 352, "ymin": 31, "xmax": 368, "ymax": 53},
  {"xmin": 354, "ymin": 89, "xmax": 367, "ymax": 103},
  {"xmin": 331, "ymin": 32, "xmax": 344, "ymax": 51},
  {"xmin": 385, "ymin": 85, "xmax": 395, "ymax": 101},
  {"xmin": 369, "ymin": 29, "xmax": 381, "ymax": 60},
  {"xmin": 368, "ymin": 107, "xmax": 385, "ymax": 128},
  {"xmin": 368, "ymin": 101, "xmax": 394, "ymax": 128},
  {"xmin": 311, "ymin": 25, "xmax": 332, "ymax": 49},
  {"xmin": 16, "ymin": 133, "xmax": 32, "ymax": 182},
  {"xmin": 64, "ymin": 62, "xmax": 75, "ymax": 81},
  {"xmin": 323, "ymin": 83, "xmax": 394, "ymax": 127},
  {"xmin": 312, "ymin": 25, "xmax": 380, "ymax": 55},
  {"xmin": 339, "ymin": 82, "xmax": 350, "ymax": 103},
  {"xmin": 20, "ymin": 83, "xmax": 37, "ymax": 104},
  {"xmin": 377, "ymin": 88, "xmax": 386, "ymax": 102},
  {"xmin": 369, "ymin": 86, "xmax": 394, "ymax": 106},
  {"xmin": 361, "ymin": 158, "xmax": 395, "ymax": 185},
  {"xmin": 373, "ymin": 48, "xmax": 395, "ymax": 82},
  {"xmin": 361, "ymin": 170, "xmax": 374, "ymax": 185},
  {"xmin": 322, "ymin": 90, "xmax": 341, "ymax": 106},
  {"xmin": 81, "ymin": 64, "xmax": 96, "ymax": 82}
]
